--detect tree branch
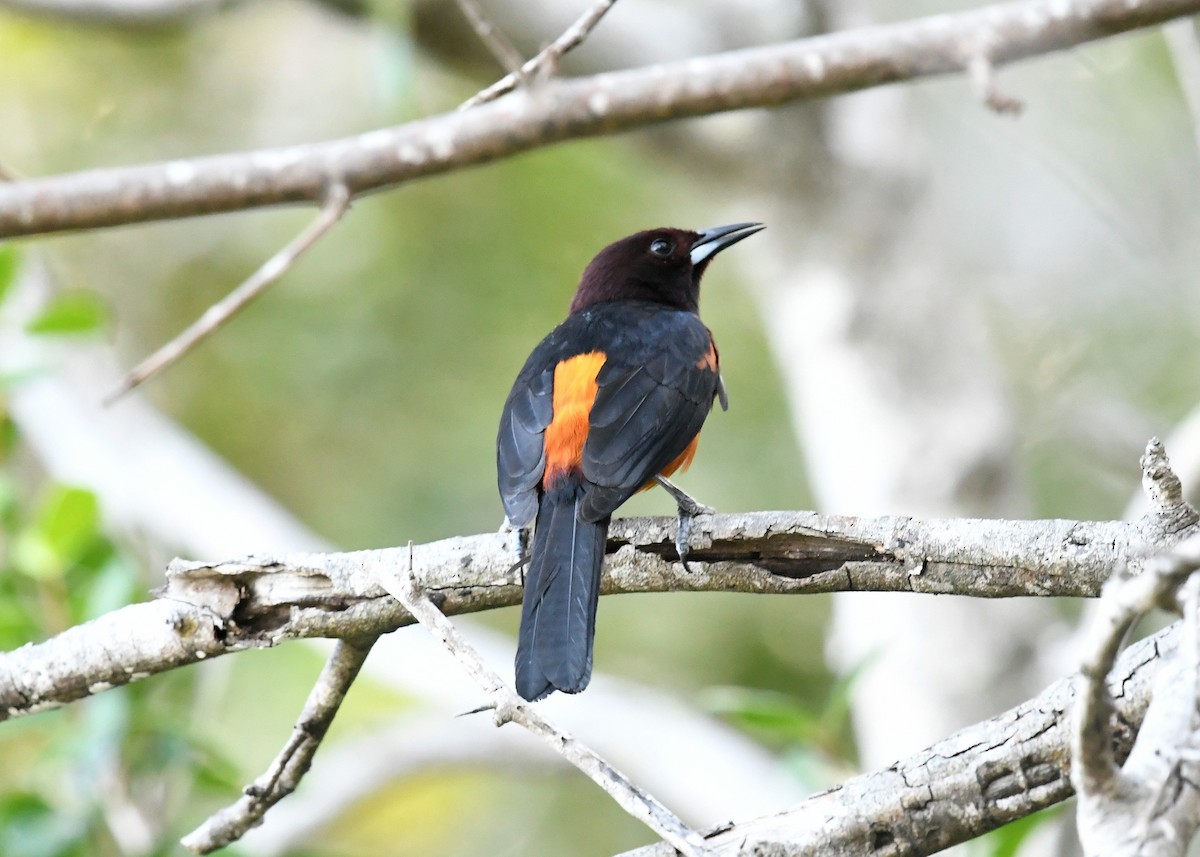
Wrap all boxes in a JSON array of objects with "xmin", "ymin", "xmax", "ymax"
[
  {"xmin": 181, "ymin": 636, "xmax": 376, "ymax": 854},
  {"xmin": 454, "ymin": 0, "xmax": 527, "ymax": 80},
  {"xmin": 618, "ymin": 621, "xmax": 1171, "ymax": 857},
  {"xmin": 1073, "ymin": 440, "xmax": 1198, "ymax": 804},
  {"xmin": 375, "ymin": 548, "xmax": 712, "ymax": 857},
  {"xmin": 1, "ymin": 0, "xmax": 1197, "ymax": 238},
  {"xmin": 459, "ymin": 0, "xmax": 619, "ymax": 110},
  {"xmin": 1073, "ymin": 536, "xmax": 1200, "ymax": 855},
  {"xmin": 0, "ymin": 507, "xmax": 1190, "ymax": 720},
  {"xmin": 103, "ymin": 182, "xmax": 350, "ymax": 401}
]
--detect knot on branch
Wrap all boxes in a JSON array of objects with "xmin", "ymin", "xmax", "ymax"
[{"xmin": 1140, "ymin": 438, "xmax": 1199, "ymax": 538}]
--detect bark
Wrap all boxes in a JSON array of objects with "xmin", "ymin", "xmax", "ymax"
[
  {"xmin": 1, "ymin": 0, "xmax": 1198, "ymax": 237},
  {"xmin": 0, "ymin": 508, "xmax": 1189, "ymax": 720},
  {"xmin": 619, "ymin": 623, "xmax": 1169, "ymax": 857}
]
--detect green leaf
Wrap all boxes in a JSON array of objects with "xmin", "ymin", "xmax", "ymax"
[
  {"xmin": 11, "ymin": 487, "xmax": 101, "ymax": 579},
  {"xmin": 188, "ymin": 736, "xmax": 244, "ymax": 794},
  {"xmin": 0, "ymin": 245, "xmax": 17, "ymax": 306},
  {"xmin": 0, "ymin": 472, "xmax": 18, "ymax": 533},
  {"xmin": 38, "ymin": 487, "xmax": 100, "ymax": 562},
  {"xmin": 0, "ymin": 599, "xmax": 39, "ymax": 650},
  {"xmin": 0, "ymin": 412, "xmax": 17, "ymax": 460},
  {"xmin": 25, "ymin": 290, "xmax": 108, "ymax": 335},
  {"xmin": 0, "ymin": 791, "xmax": 87, "ymax": 857},
  {"xmin": 10, "ymin": 531, "xmax": 60, "ymax": 581},
  {"xmin": 817, "ymin": 648, "xmax": 879, "ymax": 739},
  {"xmin": 699, "ymin": 685, "xmax": 822, "ymax": 743}
]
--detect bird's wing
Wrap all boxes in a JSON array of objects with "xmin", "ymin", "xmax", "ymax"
[
  {"xmin": 497, "ymin": 364, "xmax": 555, "ymax": 528},
  {"xmin": 579, "ymin": 319, "xmax": 719, "ymax": 522}
]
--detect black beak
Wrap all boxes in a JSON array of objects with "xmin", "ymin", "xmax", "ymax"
[{"xmin": 689, "ymin": 222, "xmax": 765, "ymax": 265}]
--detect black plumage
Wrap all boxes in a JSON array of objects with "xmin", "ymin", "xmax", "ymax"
[{"xmin": 497, "ymin": 223, "xmax": 763, "ymax": 700}]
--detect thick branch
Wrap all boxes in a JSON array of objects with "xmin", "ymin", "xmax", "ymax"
[
  {"xmin": 0, "ymin": 509, "xmax": 1187, "ymax": 720},
  {"xmin": 618, "ymin": 622, "xmax": 1171, "ymax": 857},
  {"xmin": 2, "ymin": 0, "xmax": 1198, "ymax": 237}
]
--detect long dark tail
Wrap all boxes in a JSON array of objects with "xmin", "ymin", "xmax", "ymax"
[{"xmin": 515, "ymin": 484, "xmax": 608, "ymax": 702}]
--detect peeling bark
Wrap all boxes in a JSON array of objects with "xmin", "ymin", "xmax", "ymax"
[{"xmin": 0, "ymin": 508, "xmax": 1190, "ymax": 720}]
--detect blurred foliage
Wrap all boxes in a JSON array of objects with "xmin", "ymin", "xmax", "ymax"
[
  {"xmin": 24, "ymin": 289, "xmax": 109, "ymax": 336},
  {"xmin": 0, "ymin": 6, "xmax": 790, "ymax": 852},
  {"xmin": 0, "ymin": 259, "xmax": 206, "ymax": 856},
  {"xmin": 700, "ymin": 650, "xmax": 869, "ymax": 765},
  {"xmin": 0, "ymin": 263, "xmax": 423, "ymax": 855},
  {"xmin": 0, "ymin": 244, "xmax": 17, "ymax": 305},
  {"xmin": 3, "ymin": 0, "xmax": 1200, "ymax": 854},
  {"xmin": 968, "ymin": 806, "xmax": 1068, "ymax": 857}
]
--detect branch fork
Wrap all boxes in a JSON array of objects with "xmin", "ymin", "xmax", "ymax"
[
  {"xmin": 374, "ymin": 545, "xmax": 715, "ymax": 857},
  {"xmin": 459, "ymin": 0, "xmax": 620, "ymax": 110},
  {"xmin": 106, "ymin": 181, "xmax": 351, "ymax": 403},
  {"xmin": 1073, "ymin": 439, "xmax": 1200, "ymax": 856}
]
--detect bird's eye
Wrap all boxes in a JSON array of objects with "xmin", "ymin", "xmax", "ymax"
[{"xmin": 650, "ymin": 238, "xmax": 672, "ymax": 258}]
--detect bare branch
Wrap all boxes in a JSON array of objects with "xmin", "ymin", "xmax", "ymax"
[
  {"xmin": 104, "ymin": 182, "xmax": 350, "ymax": 402},
  {"xmin": 1142, "ymin": 436, "xmax": 1195, "ymax": 517},
  {"xmin": 2, "ymin": 0, "xmax": 1198, "ymax": 238},
  {"xmin": 1073, "ymin": 532, "xmax": 1200, "ymax": 855},
  {"xmin": 621, "ymin": 620, "xmax": 1172, "ymax": 857},
  {"xmin": 454, "ymin": 0, "xmax": 527, "ymax": 79},
  {"xmin": 181, "ymin": 637, "xmax": 376, "ymax": 854},
  {"xmin": 967, "ymin": 52, "xmax": 1024, "ymax": 114},
  {"xmin": 0, "ymin": 508, "xmax": 1186, "ymax": 721},
  {"xmin": 0, "ymin": 599, "xmax": 231, "ymax": 719},
  {"xmin": 460, "ymin": 0, "xmax": 619, "ymax": 110},
  {"xmin": 1074, "ymin": 440, "xmax": 1195, "ymax": 800},
  {"xmin": 375, "ymin": 548, "xmax": 712, "ymax": 857}
]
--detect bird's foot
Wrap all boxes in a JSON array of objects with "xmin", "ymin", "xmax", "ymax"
[{"xmin": 654, "ymin": 475, "xmax": 713, "ymax": 572}]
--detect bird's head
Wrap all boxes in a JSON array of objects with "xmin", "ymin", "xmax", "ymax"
[{"xmin": 570, "ymin": 222, "xmax": 765, "ymax": 314}]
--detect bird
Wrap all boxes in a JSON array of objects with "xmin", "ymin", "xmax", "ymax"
[{"xmin": 496, "ymin": 222, "xmax": 764, "ymax": 701}]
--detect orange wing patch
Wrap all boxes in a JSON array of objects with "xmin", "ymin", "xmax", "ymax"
[
  {"xmin": 696, "ymin": 339, "xmax": 718, "ymax": 372},
  {"xmin": 638, "ymin": 434, "xmax": 700, "ymax": 493},
  {"xmin": 543, "ymin": 352, "xmax": 606, "ymax": 488}
]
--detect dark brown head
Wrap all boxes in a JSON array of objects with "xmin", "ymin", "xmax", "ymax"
[{"xmin": 569, "ymin": 222, "xmax": 765, "ymax": 314}]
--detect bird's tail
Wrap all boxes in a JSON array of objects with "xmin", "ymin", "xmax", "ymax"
[{"xmin": 515, "ymin": 483, "xmax": 608, "ymax": 702}]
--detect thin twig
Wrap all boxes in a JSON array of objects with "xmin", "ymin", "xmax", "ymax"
[
  {"xmin": 374, "ymin": 545, "xmax": 715, "ymax": 857},
  {"xmin": 454, "ymin": 0, "xmax": 527, "ymax": 79},
  {"xmin": 180, "ymin": 636, "xmax": 377, "ymax": 854},
  {"xmin": 967, "ymin": 52, "xmax": 1024, "ymax": 114},
  {"xmin": 104, "ymin": 182, "xmax": 350, "ymax": 404},
  {"xmin": 460, "ymin": 0, "xmax": 619, "ymax": 109}
]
